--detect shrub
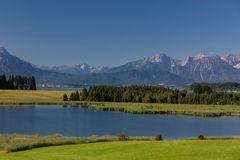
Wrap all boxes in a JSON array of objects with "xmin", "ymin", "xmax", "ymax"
[
  {"xmin": 155, "ymin": 135, "xmax": 163, "ymax": 141},
  {"xmin": 118, "ymin": 134, "xmax": 129, "ymax": 141},
  {"xmin": 198, "ymin": 135, "xmax": 205, "ymax": 140},
  {"xmin": 63, "ymin": 94, "xmax": 68, "ymax": 101}
]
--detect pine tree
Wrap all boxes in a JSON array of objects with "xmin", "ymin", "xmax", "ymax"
[
  {"xmin": 29, "ymin": 76, "xmax": 37, "ymax": 90},
  {"xmin": 63, "ymin": 94, "xmax": 68, "ymax": 101},
  {"xmin": 70, "ymin": 93, "xmax": 77, "ymax": 101},
  {"xmin": 0, "ymin": 75, "xmax": 7, "ymax": 89},
  {"xmin": 76, "ymin": 91, "xmax": 80, "ymax": 101},
  {"xmin": 81, "ymin": 88, "xmax": 88, "ymax": 101}
]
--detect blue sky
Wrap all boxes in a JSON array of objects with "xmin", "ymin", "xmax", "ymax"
[{"xmin": 0, "ymin": 0, "xmax": 240, "ymax": 66}]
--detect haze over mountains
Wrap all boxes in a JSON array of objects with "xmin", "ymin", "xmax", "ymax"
[{"xmin": 0, "ymin": 47, "xmax": 240, "ymax": 86}]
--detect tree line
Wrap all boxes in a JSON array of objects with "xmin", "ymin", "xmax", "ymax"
[
  {"xmin": 0, "ymin": 75, "xmax": 36, "ymax": 90},
  {"xmin": 64, "ymin": 85, "xmax": 240, "ymax": 105},
  {"xmin": 190, "ymin": 82, "xmax": 240, "ymax": 92}
]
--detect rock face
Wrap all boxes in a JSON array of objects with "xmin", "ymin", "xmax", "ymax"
[
  {"xmin": 0, "ymin": 47, "xmax": 240, "ymax": 85},
  {"xmin": 221, "ymin": 54, "xmax": 240, "ymax": 65},
  {"xmin": 172, "ymin": 55, "xmax": 240, "ymax": 82},
  {"xmin": 221, "ymin": 54, "xmax": 240, "ymax": 71}
]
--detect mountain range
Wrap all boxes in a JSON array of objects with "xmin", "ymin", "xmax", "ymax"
[{"xmin": 0, "ymin": 47, "xmax": 240, "ymax": 86}]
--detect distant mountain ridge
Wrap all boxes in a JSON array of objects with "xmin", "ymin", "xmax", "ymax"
[
  {"xmin": 40, "ymin": 64, "xmax": 109, "ymax": 75},
  {"xmin": 0, "ymin": 47, "xmax": 239, "ymax": 85},
  {"xmin": 0, "ymin": 47, "xmax": 78, "ymax": 84},
  {"xmin": 104, "ymin": 53, "xmax": 240, "ymax": 83}
]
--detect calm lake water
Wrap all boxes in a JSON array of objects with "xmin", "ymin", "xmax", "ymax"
[{"xmin": 1, "ymin": 106, "xmax": 240, "ymax": 139}]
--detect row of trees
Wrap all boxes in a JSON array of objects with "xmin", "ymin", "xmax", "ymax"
[
  {"xmin": 190, "ymin": 83, "xmax": 213, "ymax": 94},
  {"xmin": 190, "ymin": 82, "xmax": 240, "ymax": 92},
  {"xmin": 0, "ymin": 75, "xmax": 36, "ymax": 90},
  {"xmin": 64, "ymin": 85, "xmax": 240, "ymax": 105},
  {"xmin": 63, "ymin": 91, "xmax": 80, "ymax": 101}
]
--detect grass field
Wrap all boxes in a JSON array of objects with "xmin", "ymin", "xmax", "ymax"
[
  {"xmin": 1, "ymin": 140, "xmax": 240, "ymax": 160},
  {"xmin": 0, "ymin": 90, "xmax": 240, "ymax": 117},
  {"xmin": 0, "ymin": 90, "xmax": 72, "ymax": 104}
]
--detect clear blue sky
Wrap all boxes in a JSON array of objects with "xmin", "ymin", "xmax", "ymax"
[{"xmin": 0, "ymin": 0, "xmax": 240, "ymax": 67}]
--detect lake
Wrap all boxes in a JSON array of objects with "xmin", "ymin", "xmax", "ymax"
[{"xmin": 1, "ymin": 105, "xmax": 240, "ymax": 139}]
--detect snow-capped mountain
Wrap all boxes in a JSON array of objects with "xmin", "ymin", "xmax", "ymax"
[
  {"xmin": 106, "ymin": 53, "xmax": 240, "ymax": 83},
  {"xmin": 234, "ymin": 64, "xmax": 240, "ymax": 69},
  {"xmin": 172, "ymin": 55, "xmax": 240, "ymax": 82},
  {"xmin": 0, "ymin": 46, "xmax": 239, "ymax": 85},
  {"xmin": 41, "ymin": 64, "xmax": 108, "ymax": 75},
  {"xmin": 107, "ymin": 54, "xmax": 172, "ymax": 73},
  {"xmin": 221, "ymin": 54, "xmax": 240, "ymax": 70},
  {"xmin": 221, "ymin": 54, "xmax": 240, "ymax": 65}
]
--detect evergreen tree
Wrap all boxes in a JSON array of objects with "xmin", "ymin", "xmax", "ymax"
[
  {"xmin": 63, "ymin": 94, "xmax": 68, "ymax": 101},
  {"xmin": 29, "ymin": 76, "xmax": 37, "ymax": 90},
  {"xmin": 76, "ymin": 91, "xmax": 80, "ymax": 101},
  {"xmin": 69, "ymin": 93, "xmax": 76, "ymax": 101},
  {"xmin": 0, "ymin": 75, "xmax": 37, "ymax": 90},
  {"xmin": 81, "ymin": 88, "xmax": 88, "ymax": 101},
  {"xmin": 64, "ymin": 85, "xmax": 240, "ymax": 105},
  {"xmin": 0, "ymin": 75, "xmax": 7, "ymax": 89}
]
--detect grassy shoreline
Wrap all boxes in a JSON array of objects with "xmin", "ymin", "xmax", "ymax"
[
  {"xmin": 0, "ymin": 134, "xmax": 152, "ymax": 152},
  {"xmin": 1, "ymin": 100, "xmax": 240, "ymax": 117},
  {"xmin": 0, "ymin": 90, "xmax": 240, "ymax": 117}
]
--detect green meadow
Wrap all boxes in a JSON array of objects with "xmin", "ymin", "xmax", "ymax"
[{"xmin": 1, "ymin": 139, "xmax": 240, "ymax": 160}]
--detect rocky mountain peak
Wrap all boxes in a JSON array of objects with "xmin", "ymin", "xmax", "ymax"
[
  {"xmin": 0, "ymin": 47, "xmax": 9, "ymax": 56},
  {"xmin": 0, "ymin": 47, "xmax": 7, "ymax": 52},
  {"xmin": 194, "ymin": 52, "xmax": 206, "ymax": 60},
  {"xmin": 221, "ymin": 54, "xmax": 240, "ymax": 65},
  {"xmin": 0, "ymin": 47, "xmax": 240, "ymax": 85},
  {"xmin": 181, "ymin": 56, "xmax": 194, "ymax": 66},
  {"xmin": 143, "ymin": 53, "xmax": 169, "ymax": 63}
]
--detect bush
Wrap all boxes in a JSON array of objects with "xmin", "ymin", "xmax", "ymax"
[
  {"xmin": 198, "ymin": 135, "xmax": 205, "ymax": 140},
  {"xmin": 155, "ymin": 135, "xmax": 163, "ymax": 141},
  {"xmin": 118, "ymin": 134, "xmax": 129, "ymax": 141}
]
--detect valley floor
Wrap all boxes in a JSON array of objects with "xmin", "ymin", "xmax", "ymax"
[
  {"xmin": 1, "ymin": 140, "xmax": 240, "ymax": 160},
  {"xmin": 1, "ymin": 90, "xmax": 240, "ymax": 159},
  {"xmin": 0, "ymin": 90, "xmax": 239, "ymax": 117}
]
